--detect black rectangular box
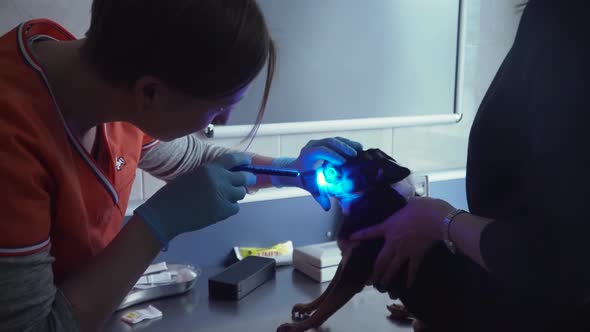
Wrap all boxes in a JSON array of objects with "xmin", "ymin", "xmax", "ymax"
[{"xmin": 208, "ymin": 256, "xmax": 276, "ymax": 301}]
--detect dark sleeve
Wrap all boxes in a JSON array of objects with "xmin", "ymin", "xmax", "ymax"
[{"xmin": 479, "ymin": 0, "xmax": 590, "ymax": 306}]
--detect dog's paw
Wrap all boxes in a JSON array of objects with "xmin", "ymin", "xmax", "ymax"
[
  {"xmin": 387, "ymin": 303, "xmax": 413, "ymax": 321},
  {"xmin": 276, "ymin": 322, "xmax": 308, "ymax": 332},
  {"xmin": 291, "ymin": 303, "xmax": 315, "ymax": 321}
]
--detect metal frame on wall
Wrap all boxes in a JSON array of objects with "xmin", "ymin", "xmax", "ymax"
[{"xmin": 212, "ymin": 0, "xmax": 466, "ymax": 139}]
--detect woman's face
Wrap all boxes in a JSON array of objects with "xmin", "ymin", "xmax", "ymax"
[{"xmin": 133, "ymin": 82, "xmax": 250, "ymax": 142}]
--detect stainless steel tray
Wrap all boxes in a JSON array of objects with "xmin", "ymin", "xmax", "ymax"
[{"xmin": 118, "ymin": 264, "xmax": 200, "ymax": 310}]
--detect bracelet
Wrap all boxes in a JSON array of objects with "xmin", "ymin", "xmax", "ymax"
[{"xmin": 442, "ymin": 208, "xmax": 466, "ymax": 255}]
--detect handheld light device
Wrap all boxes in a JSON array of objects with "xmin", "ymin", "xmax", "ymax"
[{"xmin": 231, "ymin": 165, "xmax": 300, "ymax": 177}]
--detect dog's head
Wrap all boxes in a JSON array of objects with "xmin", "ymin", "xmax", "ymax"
[{"xmin": 302, "ymin": 149, "xmax": 415, "ymax": 212}]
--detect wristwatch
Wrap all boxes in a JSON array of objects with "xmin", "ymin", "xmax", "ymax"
[{"xmin": 442, "ymin": 208, "xmax": 466, "ymax": 254}]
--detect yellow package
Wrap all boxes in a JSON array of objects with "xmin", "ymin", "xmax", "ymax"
[{"xmin": 234, "ymin": 240, "xmax": 293, "ymax": 266}]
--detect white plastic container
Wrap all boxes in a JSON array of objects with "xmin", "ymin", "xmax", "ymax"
[{"xmin": 293, "ymin": 241, "xmax": 342, "ymax": 283}]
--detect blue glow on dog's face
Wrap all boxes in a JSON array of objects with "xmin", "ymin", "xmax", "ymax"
[
  {"xmin": 323, "ymin": 166, "xmax": 342, "ymax": 184},
  {"xmin": 316, "ymin": 167, "xmax": 356, "ymax": 199}
]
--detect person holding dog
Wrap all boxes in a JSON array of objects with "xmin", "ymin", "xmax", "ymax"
[{"xmin": 352, "ymin": 0, "xmax": 590, "ymax": 331}]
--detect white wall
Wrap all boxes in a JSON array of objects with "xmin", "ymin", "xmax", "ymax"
[
  {"xmin": 0, "ymin": 0, "xmax": 92, "ymax": 37},
  {"xmin": 0, "ymin": 0, "xmax": 523, "ymax": 208},
  {"xmin": 392, "ymin": 1, "xmax": 523, "ymax": 174}
]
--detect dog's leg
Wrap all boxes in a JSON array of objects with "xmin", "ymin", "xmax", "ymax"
[
  {"xmin": 279, "ymin": 251, "xmax": 365, "ymax": 331},
  {"xmin": 291, "ymin": 241, "xmax": 356, "ymax": 321},
  {"xmin": 277, "ymin": 281, "xmax": 363, "ymax": 332},
  {"xmin": 291, "ymin": 261, "xmax": 345, "ymax": 321},
  {"xmin": 387, "ymin": 302, "xmax": 414, "ymax": 320}
]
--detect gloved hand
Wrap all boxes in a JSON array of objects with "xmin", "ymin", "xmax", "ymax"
[
  {"xmin": 135, "ymin": 153, "xmax": 256, "ymax": 247},
  {"xmin": 271, "ymin": 137, "xmax": 363, "ymax": 211}
]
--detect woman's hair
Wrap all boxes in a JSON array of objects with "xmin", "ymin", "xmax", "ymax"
[{"xmin": 82, "ymin": 0, "xmax": 276, "ymax": 139}]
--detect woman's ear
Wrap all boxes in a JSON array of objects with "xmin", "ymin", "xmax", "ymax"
[{"xmin": 132, "ymin": 76, "xmax": 162, "ymax": 113}]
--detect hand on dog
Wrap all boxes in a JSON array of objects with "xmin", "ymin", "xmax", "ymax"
[{"xmin": 350, "ymin": 197, "xmax": 454, "ymax": 291}]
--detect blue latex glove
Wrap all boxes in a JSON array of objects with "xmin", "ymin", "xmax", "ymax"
[
  {"xmin": 135, "ymin": 153, "xmax": 256, "ymax": 247},
  {"xmin": 271, "ymin": 137, "xmax": 363, "ymax": 211}
]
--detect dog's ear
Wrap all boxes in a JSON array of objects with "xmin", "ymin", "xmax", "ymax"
[
  {"xmin": 378, "ymin": 159, "xmax": 411, "ymax": 184},
  {"xmin": 364, "ymin": 149, "xmax": 411, "ymax": 184}
]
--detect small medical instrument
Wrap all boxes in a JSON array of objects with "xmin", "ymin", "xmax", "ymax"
[{"xmin": 231, "ymin": 165, "xmax": 300, "ymax": 177}]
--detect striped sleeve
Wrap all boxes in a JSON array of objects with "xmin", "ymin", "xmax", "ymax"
[
  {"xmin": 138, "ymin": 134, "xmax": 237, "ymax": 182},
  {"xmin": 141, "ymin": 134, "xmax": 159, "ymax": 151}
]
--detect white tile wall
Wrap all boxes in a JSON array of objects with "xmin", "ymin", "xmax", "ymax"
[
  {"xmin": 392, "ymin": 124, "xmax": 469, "ymax": 173},
  {"xmin": 142, "ymin": 172, "xmax": 165, "ymax": 200},
  {"xmin": 203, "ymin": 135, "xmax": 281, "ymax": 158},
  {"xmin": 129, "ymin": 169, "xmax": 143, "ymax": 201}
]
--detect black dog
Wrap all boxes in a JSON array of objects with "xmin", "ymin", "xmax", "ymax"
[{"xmin": 276, "ymin": 149, "xmax": 416, "ymax": 332}]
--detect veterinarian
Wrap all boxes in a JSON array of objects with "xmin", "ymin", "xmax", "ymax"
[
  {"xmin": 351, "ymin": 0, "xmax": 590, "ymax": 331},
  {"xmin": 0, "ymin": 1, "xmax": 363, "ymax": 330}
]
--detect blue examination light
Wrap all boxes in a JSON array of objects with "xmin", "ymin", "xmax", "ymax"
[{"xmin": 316, "ymin": 168, "xmax": 329, "ymax": 191}]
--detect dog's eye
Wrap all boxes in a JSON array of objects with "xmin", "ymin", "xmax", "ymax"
[
  {"xmin": 323, "ymin": 165, "xmax": 343, "ymax": 184},
  {"xmin": 316, "ymin": 166, "xmax": 355, "ymax": 198}
]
